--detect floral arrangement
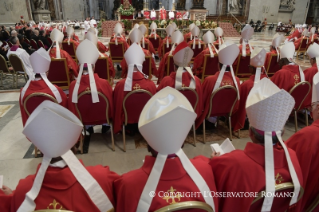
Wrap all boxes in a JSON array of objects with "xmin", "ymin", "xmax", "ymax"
[
  {"xmin": 195, "ymin": 20, "xmax": 201, "ymax": 26},
  {"xmin": 201, "ymin": 21, "xmax": 218, "ymax": 29},
  {"xmin": 118, "ymin": 4, "xmax": 135, "ymax": 16},
  {"xmin": 160, "ymin": 20, "xmax": 167, "ymax": 28},
  {"xmin": 97, "ymin": 18, "xmax": 105, "ymax": 36}
]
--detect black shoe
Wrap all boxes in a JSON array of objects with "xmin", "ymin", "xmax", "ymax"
[
  {"xmin": 87, "ymin": 127, "xmax": 94, "ymax": 135},
  {"xmin": 117, "ymin": 65, "xmax": 122, "ymax": 71},
  {"xmin": 102, "ymin": 125, "xmax": 110, "ymax": 133},
  {"xmin": 83, "ymin": 134, "xmax": 91, "ymax": 154}
]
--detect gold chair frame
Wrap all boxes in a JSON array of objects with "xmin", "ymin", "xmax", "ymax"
[
  {"xmin": 8, "ymin": 54, "xmax": 28, "ymax": 88},
  {"xmin": 166, "ymin": 55, "xmax": 174, "ymax": 77},
  {"xmin": 62, "ymin": 41, "xmax": 77, "ymax": 61},
  {"xmin": 201, "ymin": 54, "xmax": 218, "ymax": 82},
  {"xmin": 235, "ymin": 53, "xmax": 251, "ymax": 80},
  {"xmin": 122, "ymin": 89, "xmax": 153, "ymax": 152},
  {"xmin": 188, "ymin": 43, "xmax": 206, "ymax": 64},
  {"xmin": 142, "ymin": 41, "xmax": 150, "ymax": 51},
  {"xmin": 48, "ymin": 58, "xmax": 71, "ymax": 90},
  {"xmin": 162, "ymin": 41, "xmax": 172, "ymax": 58},
  {"xmin": 33, "ymin": 210, "xmax": 74, "ymax": 212},
  {"xmin": 30, "ymin": 39, "xmax": 38, "ymax": 49},
  {"xmin": 204, "ymin": 85, "xmax": 238, "ymax": 143},
  {"xmin": 305, "ymin": 193, "xmax": 319, "ymax": 212},
  {"xmin": 251, "ymin": 182, "xmax": 304, "ymax": 206},
  {"xmin": 24, "ymin": 92, "xmax": 58, "ymax": 158},
  {"xmin": 296, "ymin": 38, "xmax": 309, "ymax": 60},
  {"xmin": 148, "ymin": 36, "xmax": 160, "ymax": 54},
  {"xmin": 96, "ymin": 57, "xmax": 111, "ymax": 85},
  {"xmin": 109, "ymin": 42, "xmax": 125, "ymax": 63},
  {"xmin": 177, "ymin": 87, "xmax": 199, "ymax": 147},
  {"xmin": 289, "ymin": 81, "xmax": 311, "ymax": 132},
  {"xmin": 144, "ymin": 56, "xmax": 153, "ymax": 79},
  {"xmin": 155, "ymin": 201, "xmax": 214, "ymax": 212},
  {"xmin": 75, "ymin": 91, "xmax": 115, "ymax": 152},
  {"xmin": 0, "ymin": 54, "xmax": 14, "ymax": 88},
  {"xmin": 38, "ymin": 40, "xmax": 45, "ymax": 48}
]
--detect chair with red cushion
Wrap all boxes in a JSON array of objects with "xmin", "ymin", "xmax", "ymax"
[
  {"xmin": 188, "ymin": 43, "xmax": 205, "ymax": 62},
  {"xmin": 201, "ymin": 54, "xmax": 219, "ymax": 82},
  {"xmin": 7, "ymin": 41, "xmax": 13, "ymax": 47},
  {"xmin": 62, "ymin": 42, "xmax": 76, "ymax": 60},
  {"xmin": 296, "ymin": 38, "xmax": 309, "ymax": 59},
  {"xmin": 142, "ymin": 56, "xmax": 152, "ymax": 79},
  {"xmin": 95, "ymin": 57, "xmax": 111, "ymax": 84},
  {"xmin": 122, "ymin": 89, "xmax": 153, "ymax": 151},
  {"xmin": 161, "ymin": 42, "xmax": 173, "ymax": 58},
  {"xmin": 266, "ymin": 54, "xmax": 281, "ymax": 77},
  {"xmin": 141, "ymin": 42, "xmax": 149, "ymax": 51},
  {"xmin": 235, "ymin": 53, "xmax": 251, "ymax": 79},
  {"xmin": 37, "ymin": 40, "xmax": 45, "ymax": 49},
  {"xmin": 186, "ymin": 37, "xmax": 192, "ymax": 43},
  {"xmin": 165, "ymin": 55, "xmax": 175, "ymax": 77},
  {"xmin": 24, "ymin": 38, "xmax": 30, "ymax": 45},
  {"xmin": 8, "ymin": 54, "xmax": 28, "ymax": 87},
  {"xmin": 47, "ymin": 37, "xmax": 53, "ymax": 46},
  {"xmin": 148, "ymin": 36, "xmax": 160, "ymax": 53},
  {"xmin": 24, "ymin": 92, "xmax": 58, "ymax": 157},
  {"xmin": 75, "ymin": 91, "xmax": 114, "ymax": 152},
  {"xmin": 109, "ymin": 42, "xmax": 125, "ymax": 63},
  {"xmin": 30, "ymin": 39, "xmax": 38, "ymax": 50},
  {"xmin": 47, "ymin": 58, "xmax": 70, "ymax": 90},
  {"xmin": 289, "ymin": 81, "xmax": 311, "ymax": 132},
  {"xmin": 249, "ymin": 182, "xmax": 304, "ymax": 212},
  {"xmin": 177, "ymin": 87, "xmax": 198, "ymax": 146},
  {"xmin": 0, "ymin": 54, "xmax": 14, "ymax": 88},
  {"xmin": 203, "ymin": 85, "xmax": 238, "ymax": 142},
  {"xmin": 1, "ymin": 41, "xmax": 7, "ymax": 47}
]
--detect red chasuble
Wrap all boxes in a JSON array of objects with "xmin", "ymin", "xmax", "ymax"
[
  {"xmin": 19, "ymin": 80, "xmax": 68, "ymax": 126},
  {"xmin": 143, "ymin": 38, "xmax": 156, "ymax": 55},
  {"xmin": 264, "ymin": 49, "xmax": 277, "ymax": 68},
  {"xmin": 63, "ymin": 38, "xmax": 80, "ymax": 50},
  {"xmin": 110, "ymin": 37, "xmax": 130, "ymax": 51},
  {"xmin": 271, "ymin": 65, "xmax": 302, "ymax": 92},
  {"xmin": 11, "ymin": 161, "xmax": 119, "ymax": 212},
  {"xmin": 294, "ymin": 37, "xmax": 304, "ymax": 50},
  {"xmin": 160, "ymin": 9, "xmax": 167, "ymax": 20},
  {"xmin": 195, "ymin": 71, "xmax": 240, "ymax": 129},
  {"xmin": 158, "ymin": 37, "xmax": 172, "ymax": 58},
  {"xmin": 184, "ymin": 32, "xmax": 192, "ymax": 42},
  {"xmin": 208, "ymin": 142, "xmax": 303, "ymax": 212},
  {"xmin": 49, "ymin": 47, "xmax": 79, "ymax": 78},
  {"xmin": 286, "ymin": 119, "xmax": 319, "ymax": 212},
  {"xmin": 68, "ymin": 74, "xmax": 113, "ymax": 123},
  {"xmin": 113, "ymin": 72, "xmax": 156, "ymax": 134},
  {"xmin": 157, "ymin": 72, "xmax": 203, "ymax": 120},
  {"xmin": 303, "ymin": 63, "xmax": 318, "ymax": 108},
  {"xmin": 99, "ymin": 53, "xmax": 116, "ymax": 78},
  {"xmin": 114, "ymin": 155, "xmax": 219, "ymax": 212},
  {"xmin": 120, "ymin": 48, "xmax": 157, "ymax": 78},
  {"xmin": 97, "ymin": 41, "xmax": 108, "ymax": 53},
  {"xmin": 231, "ymin": 74, "xmax": 268, "ymax": 131},
  {"xmin": 287, "ymin": 30, "xmax": 301, "ymax": 41},
  {"xmin": 147, "ymin": 34, "xmax": 162, "ymax": 48},
  {"xmin": 157, "ymin": 52, "xmax": 171, "ymax": 84},
  {"xmin": 233, "ymin": 44, "xmax": 253, "ymax": 66},
  {"xmin": 192, "ymin": 47, "xmax": 217, "ymax": 74},
  {"xmin": 0, "ymin": 190, "xmax": 12, "ymax": 212}
]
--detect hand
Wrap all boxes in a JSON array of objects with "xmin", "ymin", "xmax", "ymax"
[
  {"xmin": 211, "ymin": 151, "xmax": 220, "ymax": 159},
  {"xmin": 2, "ymin": 185, "xmax": 13, "ymax": 195}
]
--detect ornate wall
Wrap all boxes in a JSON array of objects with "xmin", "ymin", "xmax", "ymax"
[{"xmin": 0, "ymin": 0, "xmax": 32, "ymax": 24}]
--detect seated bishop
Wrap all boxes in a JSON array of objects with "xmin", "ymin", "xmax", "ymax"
[
  {"xmin": 213, "ymin": 27, "xmax": 225, "ymax": 47},
  {"xmin": 187, "ymin": 25, "xmax": 205, "ymax": 51},
  {"xmin": 120, "ymin": 28, "xmax": 157, "ymax": 78},
  {"xmin": 232, "ymin": 48, "xmax": 268, "ymax": 132},
  {"xmin": 63, "ymin": 26, "xmax": 80, "ymax": 50},
  {"xmin": 192, "ymin": 30, "xmax": 218, "ymax": 75},
  {"xmin": 195, "ymin": 42, "xmax": 240, "ymax": 129},
  {"xmin": 49, "ymin": 28, "xmax": 79, "ymax": 79},
  {"xmin": 148, "ymin": 22, "xmax": 162, "ymax": 42},
  {"xmin": 157, "ymin": 30, "xmax": 184, "ymax": 83},
  {"xmin": 110, "ymin": 23, "xmax": 130, "ymax": 51},
  {"xmin": 286, "ymin": 25, "xmax": 302, "ymax": 42},
  {"xmin": 11, "ymin": 101, "xmax": 119, "ymax": 212},
  {"xmin": 88, "ymin": 27, "xmax": 109, "ymax": 53},
  {"xmin": 157, "ymin": 41, "xmax": 203, "ymax": 120},
  {"xmin": 85, "ymin": 31, "xmax": 115, "ymax": 81},
  {"xmin": 113, "ymin": 43, "xmax": 156, "ymax": 134},
  {"xmin": 184, "ymin": 23, "xmax": 195, "ymax": 42},
  {"xmin": 68, "ymin": 40, "xmax": 113, "ymax": 135},
  {"xmin": 294, "ymin": 29, "xmax": 309, "ymax": 50},
  {"xmin": 158, "ymin": 24, "xmax": 175, "ymax": 58},
  {"xmin": 114, "ymin": 87, "xmax": 218, "ymax": 212},
  {"xmin": 234, "ymin": 25, "xmax": 254, "ymax": 66},
  {"xmin": 264, "ymin": 33, "xmax": 284, "ymax": 67},
  {"xmin": 271, "ymin": 42, "xmax": 305, "ymax": 92},
  {"xmin": 139, "ymin": 24, "xmax": 156, "ymax": 55},
  {"xmin": 201, "ymin": 78, "xmax": 303, "ymax": 212},
  {"xmin": 308, "ymin": 27, "xmax": 318, "ymax": 45},
  {"xmin": 286, "ymin": 73, "xmax": 319, "ymax": 211},
  {"xmin": 19, "ymin": 48, "xmax": 67, "ymax": 126}
]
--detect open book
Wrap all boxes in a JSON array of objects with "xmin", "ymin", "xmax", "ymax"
[{"xmin": 210, "ymin": 138, "xmax": 235, "ymax": 155}]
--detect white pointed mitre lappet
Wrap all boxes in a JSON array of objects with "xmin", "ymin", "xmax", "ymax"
[
  {"xmin": 272, "ymin": 33, "xmax": 284, "ymax": 61},
  {"xmin": 18, "ymin": 101, "xmax": 114, "ymax": 212},
  {"xmin": 189, "ymin": 23, "xmax": 195, "ymax": 40},
  {"xmin": 214, "ymin": 27, "xmax": 224, "ymax": 47},
  {"xmin": 241, "ymin": 24, "xmax": 254, "ymax": 57},
  {"xmin": 66, "ymin": 26, "xmax": 74, "ymax": 45},
  {"xmin": 213, "ymin": 42, "xmax": 240, "ymax": 99},
  {"xmin": 21, "ymin": 48, "xmax": 62, "ymax": 104},
  {"xmin": 50, "ymin": 28, "xmax": 64, "ymax": 58},
  {"xmin": 312, "ymin": 72, "xmax": 319, "ymax": 104},
  {"xmin": 307, "ymin": 42, "xmax": 319, "ymax": 73},
  {"xmin": 173, "ymin": 41, "xmax": 195, "ymax": 89},
  {"xmin": 150, "ymin": 22, "xmax": 158, "ymax": 40},
  {"xmin": 129, "ymin": 28, "xmax": 143, "ymax": 46},
  {"xmin": 71, "ymin": 39, "xmax": 100, "ymax": 103},
  {"xmin": 85, "ymin": 31, "xmax": 105, "ymax": 58},
  {"xmin": 124, "ymin": 43, "xmax": 145, "ymax": 91},
  {"xmin": 245, "ymin": 78, "xmax": 300, "ymax": 212},
  {"xmin": 136, "ymin": 87, "xmax": 216, "ymax": 212},
  {"xmin": 203, "ymin": 30, "xmax": 218, "ymax": 57},
  {"xmin": 250, "ymin": 47, "xmax": 267, "ymax": 84},
  {"xmin": 165, "ymin": 24, "xmax": 175, "ymax": 48},
  {"xmin": 280, "ymin": 42, "xmax": 305, "ymax": 82},
  {"xmin": 169, "ymin": 30, "xmax": 184, "ymax": 55},
  {"xmin": 138, "ymin": 24, "xmax": 147, "ymax": 48},
  {"xmin": 191, "ymin": 25, "xmax": 201, "ymax": 49}
]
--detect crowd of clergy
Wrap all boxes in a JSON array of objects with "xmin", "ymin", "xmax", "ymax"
[{"xmin": 0, "ymin": 18, "xmax": 319, "ymax": 212}]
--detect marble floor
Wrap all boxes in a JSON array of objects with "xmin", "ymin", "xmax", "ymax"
[{"xmin": 0, "ymin": 29, "xmax": 311, "ymax": 190}]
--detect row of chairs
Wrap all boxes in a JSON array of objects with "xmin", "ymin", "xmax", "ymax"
[{"xmin": 296, "ymin": 38, "xmax": 319, "ymax": 59}]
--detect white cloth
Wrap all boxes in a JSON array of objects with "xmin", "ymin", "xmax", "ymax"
[
  {"xmin": 7, "ymin": 48, "xmax": 33, "ymax": 77},
  {"xmin": 84, "ymin": 20, "xmax": 90, "ymax": 32},
  {"xmin": 169, "ymin": 11, "xmax": 174, "ymax": 19},
  {"xmin": 151, "ymin": 11, "xmax": 156, "ymax": 19},
  {"xmin": 90, "ymin": 19, "xmax": 97, "ymax": 28}
]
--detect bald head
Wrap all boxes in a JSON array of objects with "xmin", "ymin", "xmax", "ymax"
[{"xmin": 34, "ymin": 30, "xmax": 39, "ymax": 36}]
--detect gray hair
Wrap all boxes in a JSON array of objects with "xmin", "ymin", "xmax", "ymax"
[
  {"xmin": 11, "ymin": 30, "xmax": 17, "ymax": 36},
  {"xmin": 10, "ymin": 36, "xmax": 19, "ymax": 44}
]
